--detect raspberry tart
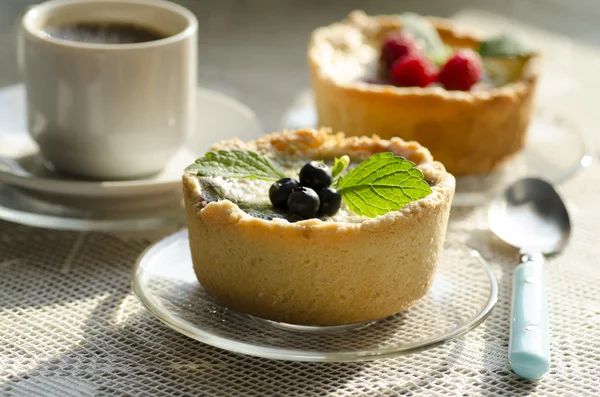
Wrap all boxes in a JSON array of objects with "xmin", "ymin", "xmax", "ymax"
[
  {"xmin": 308, "ymin": 11, "xmax": 540, "ymax": 176},
  {"xmin": 182, "ymin": 129, "xmax": 455, "ymax": 326}
]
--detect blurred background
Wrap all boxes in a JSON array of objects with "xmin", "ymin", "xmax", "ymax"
[{"xmin": 1, "ymin": 0, "xmax": 598, "ymax": 131}]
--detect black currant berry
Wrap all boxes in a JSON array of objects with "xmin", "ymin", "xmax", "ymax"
[
  {"xmin": 299, "ymin": 161, "xmax": 332, "ymax": 190},
  {"xmin": 318, "ymin": 187, "xmax": 342, "ymax": 216},
  {"xmin": 269, "ymin": 178, "xmax": 300, "ymax": 208},
  {"xmin": 287, "ymin": 187, "xmax": 320, "ymax": 219}
]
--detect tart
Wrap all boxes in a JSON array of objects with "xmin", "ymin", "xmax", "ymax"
[
  {"xmin": 182, "ymin": 129, "xmax": 455, "ymax": 326},
  {"xmin": 308, "ymin": 11, "xmax": 541, "ymax": 176}
]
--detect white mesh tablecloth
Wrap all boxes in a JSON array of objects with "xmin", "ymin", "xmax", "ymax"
[
  {"xmin": 2, "ymin": 10, "xmax": 600, "ymax": 397},
  {"xmin": 1, "ymin": 163, "xmax": 600, "ymax": 396}
]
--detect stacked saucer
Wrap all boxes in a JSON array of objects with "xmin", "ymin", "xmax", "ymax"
[{"xmin": 0, "ymin": 84, "xmax": 263, "ymax": 231}]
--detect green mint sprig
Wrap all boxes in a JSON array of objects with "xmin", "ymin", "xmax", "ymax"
[
  {"xmin": 400, "ymin": 13, "xmax": 449, "ymax": 65},
  {"xmin": 478, "ymin": 34, "xmax": 535, "ymax": 58},
  {"xmin": 400, "ymin": 15, "xmax": 535, "ymax": 62},
  {"xmin": 186, "ymin": 150, "xmax": 431, "ymax": 218},
  {"xmin": 185, "ymin": 150, "xmax": 286, "ymax": 181},
  {"xmin": 337, "ymin": 153, "xmax": 431, "ymax": 217},
  {"xmin": 331, "ymin": 155, "xmax": 350, "ymax": 184}
]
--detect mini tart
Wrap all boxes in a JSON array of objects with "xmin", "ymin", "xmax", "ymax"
[
  {"xmin": 308, "ymin": 11, "xmax": 541, "ymax": 176},
  {"xmin": 182, "ymin": 129, "xmax": 455, "ymax": 326}
]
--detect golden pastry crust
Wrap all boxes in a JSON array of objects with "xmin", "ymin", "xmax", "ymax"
[
  {"xmin": 308, "ymin": 11, "xmax": 541, "ymax": 176},
  {"xmin": 183, "ymin": 129, "xmax": 455, "ymax": 326}
]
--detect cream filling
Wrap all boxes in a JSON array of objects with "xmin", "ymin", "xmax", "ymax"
[{"xmin": 198, "ymin": 160, "xmax": 371, "ymax": 223}]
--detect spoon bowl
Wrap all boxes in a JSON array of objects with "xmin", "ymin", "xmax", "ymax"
[{"xmin": 489, "ymin": 178, "xmax": 571, "ymax": 254}]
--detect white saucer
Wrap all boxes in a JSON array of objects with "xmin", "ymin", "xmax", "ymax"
[
  {"xmin": 280, "ymin": 91, "xmax": 593, "ymax": 206},
  {"xmin": 0, "ymin": 84, "xmax": 263, "ymax": 231},
  {"xmin": 0, "ymin": 84, "xmax": 263, "ymax": 199}
]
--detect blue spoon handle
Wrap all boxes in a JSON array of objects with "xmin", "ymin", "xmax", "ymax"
[{"xmin": 509, "ymin": 252, "xmax": 550, "ymax": 379}]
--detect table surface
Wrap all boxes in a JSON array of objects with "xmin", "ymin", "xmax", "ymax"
[{"xmin": 2, "ymin": 1, "xmax": 600, "ymax": 396}]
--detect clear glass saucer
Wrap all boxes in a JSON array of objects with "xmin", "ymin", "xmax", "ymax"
[
  {"xmin": 131, "ymin": 230, "xmax": 498, "ymax": 362},
  {"xmin": 279, "ymin": 91, "xmax": 593, "ymax": 207},
  {"xmin": 452, "ymin": 109, "xmax": 593, "ymax": 206}
]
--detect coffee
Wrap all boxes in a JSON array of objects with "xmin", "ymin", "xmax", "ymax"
[{"xmin": 44, "ymin": 22, "xmax": 168, "ymax": 44}]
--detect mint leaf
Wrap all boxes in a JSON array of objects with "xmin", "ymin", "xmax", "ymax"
[
  {"xmin": 479, "ymin": 34, "xmax": 535, "ymax": 58},
  {"xmin": 331, "ymin": 155, "xmax": 350, "ymax": 181},
  {"xmin": 337, "ymin": 153, "xmax": 432, "ymax": 218},
  {"xmin": 401, "ymin": 13, "xmax": 448, "ymax": 65},
  {"xmin": 186, "ymin": 150, "xmax": 286, "ymax": 181}
]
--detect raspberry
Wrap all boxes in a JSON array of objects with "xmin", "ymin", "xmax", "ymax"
[
  {"xmin": 437, "ymin": 49, "xmax": 483, "ymax": 91},
  {"xmin": 380, "ymin": 30, "xmax": 420, "ymax": 70},
  {"xmin": 390, "ymin": 54, "xmax": 438, "ymax": 88}
]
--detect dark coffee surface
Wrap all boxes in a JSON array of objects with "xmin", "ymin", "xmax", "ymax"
[{"xmin": 44, "ymin": 22, "xmax": 168, "ymax": 44}]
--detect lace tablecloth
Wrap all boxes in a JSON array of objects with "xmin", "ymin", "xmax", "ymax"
[
  {"xmin": 2, "ymin": 162, "xmax": 600, "ymax": 396},
  {"xmin": 2, "ymin": 10, "xmax": 600, "ymax": 397}
]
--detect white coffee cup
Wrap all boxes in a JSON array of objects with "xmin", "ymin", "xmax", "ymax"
[{"xmin": 19, "ymin": 0, "xmax": 198, "ymax": 180}]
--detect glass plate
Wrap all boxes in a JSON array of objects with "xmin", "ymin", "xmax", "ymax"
[
  {"xmin": 131, "ymin": 230, "xmax": 498, "ymax": 362},
  {"xmin": 279, "ymin": 91, "xmax": 593, "ymax": 206}
]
